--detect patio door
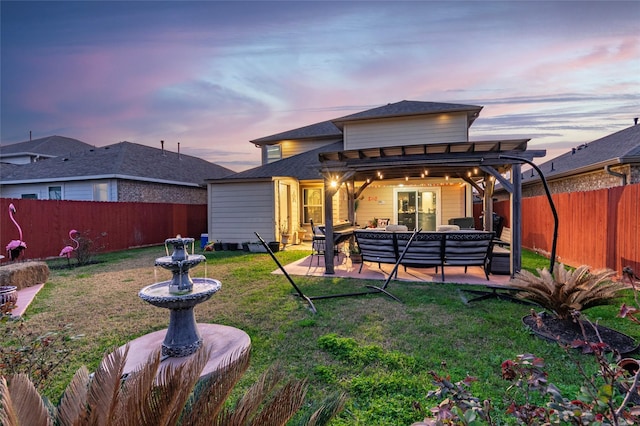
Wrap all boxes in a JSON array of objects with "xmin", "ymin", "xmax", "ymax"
[{"xmin": 394, "ymin": 188, "xmax": 440, "ymax": 231}]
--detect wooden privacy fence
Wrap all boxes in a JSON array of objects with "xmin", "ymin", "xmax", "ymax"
[
  {"xmin": 0, "ymin": 198, "xmax": 207, "ymax": 262},
  {"xmin": 477, "ymin": 183, "xmax": 639, "ymax": 274}
]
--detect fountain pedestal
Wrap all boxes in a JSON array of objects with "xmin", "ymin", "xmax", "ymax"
[{"xmin": 127, "ymin": 236, "xmax": 250, "ymax": 377}]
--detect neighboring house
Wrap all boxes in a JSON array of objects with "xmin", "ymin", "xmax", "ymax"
[
  {"xmin": 1, "ymin": 139, "xmax": 234, "ymax": 203},
  {"xmin": 513, "ymin": 123, "xmax": 640, "ymax": 198},
  {"xmin": 207, "ymin": 100, "xmax": 545, "ymax": 273},
  {"xmin": 0, "ymin": 135, "xmax": 93, "ymax": 165}
]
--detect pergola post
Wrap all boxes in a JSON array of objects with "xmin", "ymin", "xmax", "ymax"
[
  {"xmin": 347, "ymin": 179, "xmax": 355, "ymax": 225},
  {"xmin": 324, "ymin": 178, "xmax": 336, "ymax": 274},
  {"xmin": 483, "ymin": 176, "xmax": 495, "ymax": 232}
]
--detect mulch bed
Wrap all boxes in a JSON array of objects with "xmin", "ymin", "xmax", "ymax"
[{"xmin": 523, "ymin": 312, "xmax": 639, "ymax": 355}]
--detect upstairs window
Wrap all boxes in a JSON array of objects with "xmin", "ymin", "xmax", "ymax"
[{"xmin": 266, "ymin": 145, "xmax": 281, "ymax": 164}]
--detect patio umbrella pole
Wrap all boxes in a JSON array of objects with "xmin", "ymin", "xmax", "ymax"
[
  {"xmin": 364, "ymin": 228, "xmax": 421, "ymax": 301},
  {"xmin": 255, "ymin": 232, "xmax": 317, "ymax": 314}
]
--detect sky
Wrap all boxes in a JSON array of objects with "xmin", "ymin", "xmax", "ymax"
[{"xmin": 1, "ymin": 1, "xmax": 638, "ymax": 172}]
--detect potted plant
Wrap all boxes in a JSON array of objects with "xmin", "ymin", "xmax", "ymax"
[
  {"xmin": 510, "ymin": 263, "xmax": 636, "ymax": 353},
  {"xmin": 349, "ymin": 243, "xmax": 362, "ymax": 264},
  {"xmin": 280, "ymin": 221, "xmax": 290, "ymax": 249},
  {"xmin": 294, "ymin": 226, "xmax": 306, "ymax": 244}
]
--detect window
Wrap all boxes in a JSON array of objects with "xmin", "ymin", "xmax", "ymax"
[
  {"xmin": 21, "ymin": 194, "xmax": 37, "ymax": 199},
  {"xmin": 93, "ymin": 183, "xmax": 108, "ymax": 201},
  {"xmin": 266, "ymin": 145, "xmax": 281, "ymax": 164},
  {"xmin": 303, "ymin": 188, "xmax": 323, "ymax": 224},
  {"xmin": 48, "ymin": 186, "xmax": 62, "ymax": 200}
]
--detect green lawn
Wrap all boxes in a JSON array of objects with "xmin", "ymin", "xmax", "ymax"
[{"xmin": 5, "ymin": 246, "xmax": 639, "ymax": 425}]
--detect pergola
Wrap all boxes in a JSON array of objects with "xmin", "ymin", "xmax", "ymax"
[{"xmin": 317, "ymin": 140, "xmax": 546, "ymax": 275}]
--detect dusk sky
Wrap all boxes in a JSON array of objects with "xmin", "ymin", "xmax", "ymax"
[{"xmin": 1, "ymin": 1, "xmax": 638, "ymax": 171}]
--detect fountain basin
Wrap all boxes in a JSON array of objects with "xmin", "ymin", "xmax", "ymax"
[
  {"xmin": 155, "ymin": 254, "xmax": 206, "ymax": 270},
  {"xmin": 139, "ymin": 278, "xmax": 220, "ymax": 308}
]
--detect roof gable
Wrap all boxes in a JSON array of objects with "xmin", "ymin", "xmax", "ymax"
[{"xmin": 331, "ymin": 100, "xmax": 483, "ymax": 128}]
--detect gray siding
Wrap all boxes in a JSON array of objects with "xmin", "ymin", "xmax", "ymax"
[
  {"xmin": 0, "ymin": 179, "xmax": 117, "ymax": 201},
  {"xmin": 208, "ymin": 181, "xmax": 276, "ymax": 243},
  {"xmin": 344, "ymin": 113, "xmax": 469, "ymax": 150}
]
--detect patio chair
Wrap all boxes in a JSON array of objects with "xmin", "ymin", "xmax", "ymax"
[{"xmin": 309, "ymin": 219, "xmax": 342, "ymax": 265}]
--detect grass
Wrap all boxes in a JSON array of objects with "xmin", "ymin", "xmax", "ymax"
[{"xmin": 4, "ymin": 246, "xmax": 639, "ymax": 425}]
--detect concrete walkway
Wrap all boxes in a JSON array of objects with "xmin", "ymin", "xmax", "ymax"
[{"xmin": 10, "ymin": 283, "xmax": 45, "ymax": 317}]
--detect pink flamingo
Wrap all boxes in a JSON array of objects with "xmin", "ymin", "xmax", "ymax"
[
  {"xmin": 60, "ymin": 229, "xmax": 79, "ymax": 265},
  {"xmin": 6, "ymin": 203, "xmax": 27, "ymax": 260}
]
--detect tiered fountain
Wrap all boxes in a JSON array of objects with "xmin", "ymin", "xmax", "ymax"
[{"xmin": 119, "ymin": 236, "xmax": 250, "ymax": 377}]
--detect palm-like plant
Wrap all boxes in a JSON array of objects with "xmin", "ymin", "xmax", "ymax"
[
  {"xmin": 510, "ymin": 263, "xmax": 628, "ymax": 320},
  {"xmin": 0, "ymin": 344, "xmax": 345, "ymax": 426}
]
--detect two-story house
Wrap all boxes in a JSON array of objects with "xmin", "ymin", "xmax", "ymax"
[{"xmin": 207, "ymin": 100, "xmax": 546, "ymax": 273}]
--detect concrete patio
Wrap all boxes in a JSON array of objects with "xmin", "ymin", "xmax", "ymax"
[{"xmin": 275, "ymin": 243, "xmax": 512, "ymax": 288}]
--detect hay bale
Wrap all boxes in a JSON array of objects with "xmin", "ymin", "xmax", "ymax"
[{"xmin": 0, "ymin": 261, "xmax": 50, "ymax": 290}]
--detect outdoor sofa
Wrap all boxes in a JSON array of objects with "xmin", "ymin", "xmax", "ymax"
[{"xmin": 354, "ymin": 229, "xmax": 495, "ymax": 281}]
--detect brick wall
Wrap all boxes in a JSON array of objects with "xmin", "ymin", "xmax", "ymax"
[
  {"xmin": 118, "ymin": 180, "xmax": 206, "ymax": 204},
  {"xmin": 522, "ymin": 165, "xmax": 633, "ymax": 198}
]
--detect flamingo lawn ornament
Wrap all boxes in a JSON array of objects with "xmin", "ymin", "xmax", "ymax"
[
  {"xmin": 59, "ymin": 229, "xmax": 79, "ymax": 266},
  {"xmin": 6, "ymin": 203, "xmax": 27, "ymax": 260}
]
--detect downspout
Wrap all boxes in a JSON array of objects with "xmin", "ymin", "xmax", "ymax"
[{"xmin": 605, "ymin": 165, "xmax": 627, "ymax": 185}]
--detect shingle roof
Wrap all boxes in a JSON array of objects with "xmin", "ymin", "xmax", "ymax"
[
  {"xmin": 250, "ymin": 120, "xmax": 342, "ymax": 145},
  {"xmin": 0, "ymin": 135, "xmax": 93, "ymax": 158},
  {"xmin": 1, "ymin": 141, "xmax": 234, "ymax": 186},
  {"xmin": 209, "ymin": 141, "xmax": 343, "ymax": 182},
  {"xmin": 523, "ymin": 124, "xmax": 640, "ymax": 183},
  {"xmin": 331, "ymin": 100, "xmax": 483, "ymax": 128}
]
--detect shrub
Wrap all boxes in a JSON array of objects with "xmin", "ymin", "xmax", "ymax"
[
  {"xmin": 509, "ymin": 263, "xmax": 627, "ymax": 320},
  {"xmin": 0, "ymin": 319, "xmax": 80, "ymax": 391},
  {"xmin": 0, "ymin": 345, "xmax": 346, "ymax": 425},
  {"xmin": 416, "ymin": 346, "xmax": 640, "ymax": 425}
]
